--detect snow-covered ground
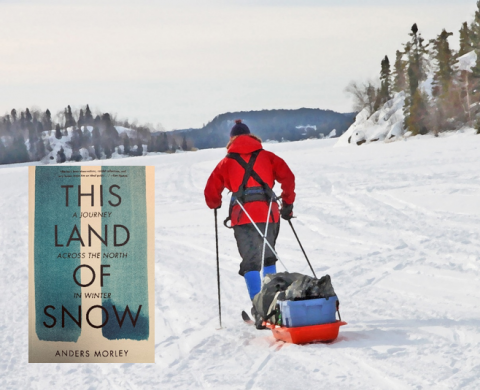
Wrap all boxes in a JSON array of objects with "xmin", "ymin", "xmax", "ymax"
[{"xmin": 2, "ymin": 131, "xmax": 480, "ymax": 389}]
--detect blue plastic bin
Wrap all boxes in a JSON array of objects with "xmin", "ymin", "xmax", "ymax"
[{"xmin": 279, "ymin": 296, "xmax": 338, "ymax": 328}]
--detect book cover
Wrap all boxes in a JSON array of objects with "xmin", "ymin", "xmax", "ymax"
[{"xmin": 28, "ymin": 166, "xmax": 155, "ymax": 363}]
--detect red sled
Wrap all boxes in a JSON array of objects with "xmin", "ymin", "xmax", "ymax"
[{"xmin": 266, "ymin": 321, "xmax": 347, "ymax": 344}]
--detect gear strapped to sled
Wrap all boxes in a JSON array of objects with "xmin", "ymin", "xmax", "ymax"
[{"xmin": 223, "ymin": 149, "xmax": 277, "ymax": 228}]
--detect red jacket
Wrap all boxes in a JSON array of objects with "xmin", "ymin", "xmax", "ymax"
[{"xmin": 204, "ymin": 134, "xmax": 295, "ymax": 226}]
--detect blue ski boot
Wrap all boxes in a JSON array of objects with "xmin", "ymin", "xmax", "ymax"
[
  {"xmin": 244, "ymin": 270, "xmax": 261, "ymax": 300},
  {"xmin": 263, "ymin": 264, "xmax": 276, "ymax": 278}
]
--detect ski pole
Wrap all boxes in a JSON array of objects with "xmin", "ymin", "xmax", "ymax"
[
  {"xmin": 235, "ymin": 199, "xmax": 288, "ymax": 271},
  {"xmin": 260, "ymin": 198, "xmax": 274, "ymax": 270},
  {"xmin": 287, "ymin": 219, "xmax": 317, "ymax": 278},
  {"xmin": 214, "ymin": 208, "xmax": 222, "ymax": 329}
]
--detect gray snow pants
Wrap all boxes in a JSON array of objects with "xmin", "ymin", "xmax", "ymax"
[{"xmin": 233, "ymin": 222, "xmax": 280, "ymax": 276}]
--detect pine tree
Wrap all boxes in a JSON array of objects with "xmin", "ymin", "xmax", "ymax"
[
  {"xmin": 65, "ymin": 105, "xmax": 76, "ymax": 128},
  {"xmin": 78, "ymin": 109, "xmax": 85, "ymax": 127},
  {"xmin": 147, "ymin": 137, "xmax": 155, "ymax": 153},
  {"xmin": 459, "ymin": 22, "xmax": 473, "ymax": 57},
  {"xmin": 379, "ymin": 55, "xmax": 391, "ymax": 104},
  {"xmin": 25, "ymin": 108, "xmax": 32, "ymax": 123},
  {"xmin": 75, "ymin": 127, "xmax": 84, "ymax": 149},
  {"xmin": 162, "ymin": 133, "xmax": 169, "ymax": 152},
  {"xmin": 10, "ymin": 109, "xmax": 17, "ymax": 124},
  {"xmin": 100, "ymin": 113, "xmax": 118, "ymax": 157},
  {"xmin": 35, "ymin": 118, "xmax": 44, "ymax": 135},
  {"xmin": 92, "ymin": 126, "xmax": 101, "ymax": 144},
  {"xmin": 92, "ymin": 126, "xmax": 102, "ymax": 159},
  {"xmin": 82, "ymin": 126, "xmax": 91, "ymax": 148},
  {"xmin": 136, "ymin": 139, "xmax": 143, "ymax": 156},
  {"xmin": 4, "ymin": 116, "xmax": 12, "ymax": 134},
  {"xmin": 68, "ymin": 105, "xmax": 75, "ymax": 127},
  {"xmin": 43, "ymin": 109, "xmax": 53, "ymax": 131},
  {"xmin": 57, "ymin": 147, "xmax": 66, "ymax": 163},
  {"xmin": 403, "ymin": 23, "xmax": 429, "ymax": 135},
  {"xmin": 470, "ymin": 2, "xmax": 480, "ymax": 88},
  {"xmin": 406, "ymin": 89, "xmax": 430, "ymax": 135},
  {"xmin": 432, "ymin": 29, "xmax": 454, "ymax": 99},
  {"xmin": 14, "ymin": 135, "xmax": 30, "ymax": 163},
  {"xmin": 124, "ymin": 136, "xmax": 131, "ymax": 154},
  {"xmin": 405, "ymin": 23, "xmax": 428, "ymax": 97},
  {"xmin": 156, "ymin": 133, "xmax": 169, "ymax": 152},
  {"xmin": 104, "ymin": 145, "xmax": 112, "ymax": 159},
  {"xmin": 471, "ymin": 1, "xmax": 480, "ymax": 47},
  {"xmin": 85, "ymin": 104, "xmax": 94, "ymax": 125},
  {"xmin": 55, "ymin": 124, "xmax": 62, "ymax": 139},
  {"xmin": 36, "ymin": 139, "xmax": 46, "ymax": 161},
  {"xmin": 20, "ymin": 112, "xmax": 26, "ymax": 130}
]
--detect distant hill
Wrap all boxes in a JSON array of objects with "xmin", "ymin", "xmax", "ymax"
[{"xmin": 172, "ymin": 108, "xmax": 356, "ymax": 149}]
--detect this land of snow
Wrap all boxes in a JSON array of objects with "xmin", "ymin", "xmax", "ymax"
[{"xmin": 1, "ymin": 129, "xmax": 480, "ymax": 389}]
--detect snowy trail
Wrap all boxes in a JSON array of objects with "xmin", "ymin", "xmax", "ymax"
[{"xmin": 1, "ymin": 132, "xmax": 480, "ymax": 389}]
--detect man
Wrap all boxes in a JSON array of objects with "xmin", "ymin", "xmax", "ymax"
[{"xmin": 204, "ymin": 119, "xmax": 295, "ymax": 301}]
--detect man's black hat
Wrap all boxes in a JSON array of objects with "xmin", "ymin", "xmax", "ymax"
[{"xmin": 230, "ymin": 119, "xmax": 250, "ymax": 137}]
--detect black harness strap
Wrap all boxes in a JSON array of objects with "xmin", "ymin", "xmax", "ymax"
[
  {"xmin": 229, "ymin": 150, "xmax": 260, "ymax": 200},
  {"xmin": 226, "ymin": 149, "xmax": 275, "ymax": 201},
  {"xmin": 223, "ymin": 149, "xmax": 277, "ymax": 228}
]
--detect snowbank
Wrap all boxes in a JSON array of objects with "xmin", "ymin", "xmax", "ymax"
[{"xmin": 335, "ymin": 91, "xmax": 405, "ymax": 147}]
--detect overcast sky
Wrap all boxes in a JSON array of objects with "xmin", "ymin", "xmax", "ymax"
[{"xmin": 0, "ymin": 0, "xmax": 477, "ymax": 129}]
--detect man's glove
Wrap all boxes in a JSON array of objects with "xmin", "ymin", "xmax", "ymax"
[{"xmin": 280, "ymin": 203, "xmax": 293, "ymax": 220}]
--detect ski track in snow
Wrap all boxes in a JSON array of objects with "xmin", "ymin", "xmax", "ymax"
[{"xmin": 1, "ymin": 134, "xmax": 480, "ymax": 389}]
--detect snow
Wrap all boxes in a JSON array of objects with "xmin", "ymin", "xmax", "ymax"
[
  {"xmin": 335, "ymin": 92, "xmax": 406, "ymax": 147},
  {"xmin": 419, "ymin": 75, "xmax": 434, "ymax": 98},
  {"xmin": 2, "ymin": 133, "xmax": 480, "ymax": 389},
  {"xmin": 454, "ymin": 50, "xmax": 477, "ymax": 73}
]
